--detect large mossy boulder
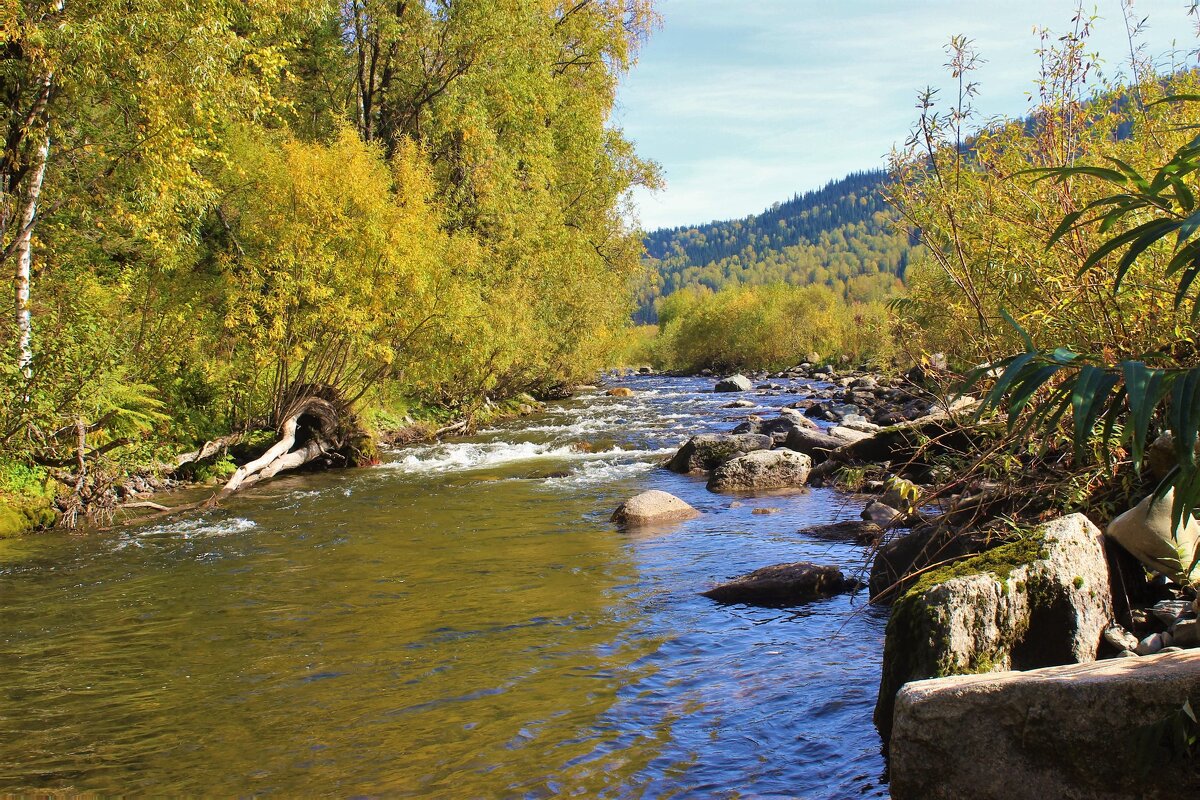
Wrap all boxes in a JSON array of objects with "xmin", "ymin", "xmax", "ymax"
[
  {"xmin": 889, "ymin": 651, "xmax": 1200, "ymax": 800},
  {"xmin": 666, "ymin": 433, "xmax": 772, "ymax": 473},
  {"xmin": 707, "ymin": 449, "xmax": 812, "ymax": 493},
  {"xmin": 875, "ymin": 514, "xmax": 1113, "ymax": 744},
  {"xmin": 702, "ymin": 562, "xmax": 856, "ymax": 606}
]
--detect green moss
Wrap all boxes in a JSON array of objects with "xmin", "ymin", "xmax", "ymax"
[
  {"xmin": 1073, "ymin": 575, "xmax": 1085, "ymax": 589},
  {"xmin": 0, "ymin": 463, "xmax": 60, "ymax": 538}
]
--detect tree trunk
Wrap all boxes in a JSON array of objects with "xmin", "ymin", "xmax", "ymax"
[{"xmin": 13, "ymin": 132, "xmax": 49, "ymax": 378}]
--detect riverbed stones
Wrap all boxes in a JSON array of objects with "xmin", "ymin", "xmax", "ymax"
[
  {"xmin": 606, "ymin": 387, "xmax": 634, "ymax": 397},
  {"xmin": 707, "ymin": 449, "xmax": 812, "ymax": 493},
  {"xmin": 714, "ymin": 374, "xmax": 753, "ymax": 392},
  {"xmin": 875, "ymin": 513, "xmax": 1113, "ymax": 743},
  {"xmin": 888, "ymin": 650, "xmax": 1200, "ymax": 800},
  {"xmin": 702, "ymin": 562, "xmax": 856, "ymax": 606},
  {"xmin": 611, "ymin": 490, "xmax": 700, "ymax": 526},
  {"xmin": 666, "ymin": 433, "xmax": 773, "ymax": 473}
]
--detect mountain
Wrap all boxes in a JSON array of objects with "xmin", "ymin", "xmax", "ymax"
[{"xmin": 636, "ymin": 170, "xmax": 916, "ymax": 322}]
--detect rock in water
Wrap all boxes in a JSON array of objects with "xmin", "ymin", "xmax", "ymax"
[
  {"xmin": 707, "ymin": 449, "xmax": 812, "ymax": 492},
  {"xmin": 782, "ymin": 427, "xmax": 847, "ymax": 463},
  {"xmin": 875, "ymin": 513, "xmax": 1113, "ymax": 744},
  {"xmin": 611, "ymin": 490, "xmax": 700, "ymax": 526},
  {"xmin": 888, "ymin": 652, "xmax": 1200, "ymax": 799},
  {"xmin": 666, "ymin": 433, "xmax": 773, "ymax": 473},
  {"xmin": 714, "ymin": 374, "xmax": 753, "ymax": 392},
  {"xmin": 702, "ymin": 562, "xmax": 855, "ymax": 606},
  {"xmin": 605, "ymin": 387, "xmax": 634, "ymax": 397}
]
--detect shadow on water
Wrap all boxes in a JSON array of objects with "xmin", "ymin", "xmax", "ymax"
[{"xmin": 0, "ymin": 375, "xmax": 889, "ymax": 798}]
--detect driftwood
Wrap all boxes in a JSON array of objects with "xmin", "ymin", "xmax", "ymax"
[{"xmin": 106, "ymin": 393, "xmax": 354, "ymax": 529}]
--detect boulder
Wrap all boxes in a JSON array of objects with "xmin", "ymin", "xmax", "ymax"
[
  {"xmin": 888, "ymin": 651, "xmax": 1200, "ymax": 800},
  {"xmin": 734, "ymin": 410, "xmax": 818, "ymax": 444},
  {"xmin": 862, "ymin": 500, "xmax": 904, "ymax": 527},
  {"xmin": 782, "ymin": 427, "xmax": 847, "ymax": 464},
  {"xmin": 611, "ymin": 490, "xmax": 700, "ymax": 526},
  {"xmin": 1107, "ymin": 488, "xmax": 1200, "ymax": 585},
  {"xmin": 875, "ymin": 514, "xmax": 1113, "ymax": 743},
  {"xmin": 605, "ymin": 387, "xmax": 634, "ymax": 397},
  {"xmin": 702, "ymin": 562, "xmax": 856, "ymax": 606},
  {"xmin": 666, "ymin": 433, "xmax": 773, "ymax": 474},
  {"xmin": 707, "ymin": 449, "xmax": 813, "ymax": 493},
  {"xmin": 828, "ymin": 425, "xmax": 871, "ymax": 443},
  {"xmin": 722, "ymin": 399, "xmax": 757, "ymax": 409},
  {"xmin": 714, "ymin": 374, "xmax": 753, "ymax": 392}
]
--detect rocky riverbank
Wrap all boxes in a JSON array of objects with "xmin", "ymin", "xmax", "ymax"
[{"xmin": 610, "ymin": 365, "xmax": 1200, "ymax": 799}]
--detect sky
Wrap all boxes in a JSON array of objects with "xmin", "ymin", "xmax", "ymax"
[{"xmin": 617, "ymin": 0, "xmax": 1200, "ymax": 231}]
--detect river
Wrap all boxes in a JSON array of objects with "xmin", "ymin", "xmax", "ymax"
[{"xmin": 0, "ymin": 375, "xmax": 889, "ymax": 798}]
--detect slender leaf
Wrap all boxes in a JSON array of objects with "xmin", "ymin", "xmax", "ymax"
[
  {"xmin": 1072, "ymin": 366, "xmax": 1120, "ymax": 461},
  {"xmin": 1123, "ymin": 361, "xmax": 1167, "ymax": 470}
]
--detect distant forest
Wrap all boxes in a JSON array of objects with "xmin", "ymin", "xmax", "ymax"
[{"xmin": 636, "ymin": 170, "xmax": 916, "ymax": 322}]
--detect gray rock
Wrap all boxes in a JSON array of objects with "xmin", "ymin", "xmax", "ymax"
[
  {"xmin": 875, "ymin": 514, "xmax": 1113, "ymax": 744},
  {"xmin": 722, "ymin": 399, "xmax": 757, "ymax": 409},
  {"xmin": 1172, "ymin": 618, "xmax": 1199, "ymax": 647},
  {"xmin": 781, "ymin": 427, "xmax": 846, "ymax": 464},
  {"xmin": 1117, "ymin": 648, "xmax": 1139, "ymax": 658},
  {"xmin": 714, "ymin": 374, "xmax": 753, "ymax": 392},
  {"xmin": 829, "ymin": 425, "xmax": 871, "ymax": 443},
  {"xmin": 888, "ymin": 651, "xmax": 1200, "ymax": 799},
  {"xmin": 611, "ymin": 490, "xmax": 700, "ymax": 526},
  {"xmin": 707, "ymin": 449, "xmax": 813, "ymax": 493},
  {"xmin": 702, "ymin": 562, "xmax": 856, "ymax": 606},
  {"xmin": 666, "ymin": 433, "xmax": 773, "ymax": 473},
  {"xmin": 862, "ymin": 500, "xmax": 904, "ymax": 527},
  {"xmin": 1150, "ymin": 599, "xmax": 1192, "ymax": 626},
  {"xmin": 1135, "ymin": 632, "xmax": 1167, "ymax": 656},
  {"xmin": 1103, "ymin": 624, "xmax": 1140, "ymax": 652}
]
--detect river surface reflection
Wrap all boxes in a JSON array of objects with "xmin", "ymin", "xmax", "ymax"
[{"xmin": 0, "ymin": 375, "xmax": 889, "ymax": 797}]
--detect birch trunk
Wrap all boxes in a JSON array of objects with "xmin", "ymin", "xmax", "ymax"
[{"xmin": 13, "ymin": 133, "xmax": 49, "ymax": 379}]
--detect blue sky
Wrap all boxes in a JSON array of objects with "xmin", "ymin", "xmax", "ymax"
[{"xmin": 617, "ymin": 0, "xmax": 1200, "ymax": 231}]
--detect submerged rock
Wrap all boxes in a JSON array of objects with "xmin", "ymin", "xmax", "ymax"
[
  {"xmin": 875, "ymin": 514, "xmax": 1113, "ymax": 744},
  {"xmin": 707, "ymin": 449, "xmax": 812, "ymax": 493},
  {"xmin": 714, "ymin": 374, "xmax": 753, "ymax": 392},
  {"xmin": 611, "ymin": 490, "xmax": 700, "ymax": 526},
  {"xmin": 800, "ymin": 519, "xmax": 885, "ymax": 545},
  {"xmin": 605, "ymin": 387, "xmax": 635, "ymax": 397},
  {"xmin": 888, "ymin": 651, "xmax": 1200, "ymax": 800},
  {"xmin": 702, "ymin": 562, "xmax": 856, "ymax": 606},
  {"xmin": 666, "ymin": 433, "xmax": 773, "ymax": 473}
]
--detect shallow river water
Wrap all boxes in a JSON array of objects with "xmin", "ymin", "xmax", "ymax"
[{"xmin": 0, "ymin": 375, "xmax": 889, "ymax": 798}]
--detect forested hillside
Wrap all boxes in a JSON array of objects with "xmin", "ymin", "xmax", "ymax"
[{"xmin": 636, "ymin": 170, "xmax": 914, "ymax": 321}]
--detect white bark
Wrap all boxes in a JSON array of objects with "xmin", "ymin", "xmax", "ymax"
[
  {"xmin": 14, "ymin": 133, "xmax": 49, "ymax": 379},
  {"xmin": 221, "ymin": 414, "xmax": 301, "ymax": 494}
]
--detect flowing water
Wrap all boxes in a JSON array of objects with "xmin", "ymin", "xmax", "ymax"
[{"xmin": 0, "ymin": 376, "xmax": 889, "ymax": 798}]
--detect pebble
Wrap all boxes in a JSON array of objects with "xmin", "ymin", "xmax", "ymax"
[
  {"xmin": 1135, "ymin": 632, "xmax": 1167, "ymax": 656},
  {"xmin": 1103, "ymin": 624, "xmax": 1140, "ymax": 652}
]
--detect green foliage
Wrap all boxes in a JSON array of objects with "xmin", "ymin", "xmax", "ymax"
[
  {"xmin": 0, "ymin": 0, "xmax": 661, "ymax": 521},
  {"xmin": 649, "ymin": 283, "xmax": 895, "ymax": 373}
]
